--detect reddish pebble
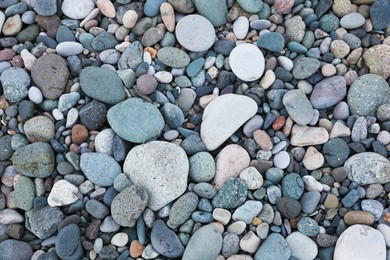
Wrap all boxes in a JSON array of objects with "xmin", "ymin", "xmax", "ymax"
[
  {"xmin": 129, "ymin": 240, "xmax": 145, "ymax": 258},
  {"xmin": 253, "ymin": 130, "xmax": 273, "ymax": 151},
  {"xmin": 85, "ymin": 219, "xmax": 101, "ymax": 240},
  {"xmin": 11, "ymin": 55, "xmax": 23, "ymax": 67},
  {"xmin": 71, "ymin": 124, "xmax": 89, "ymax": 145},
  {"xmin": 136, "ymin": 74, "xmax": 158, "ymax": 95},
  {"xmin": 274, "ymin": 0, "xmax": 294, "ymax": 14},
  {"xmin": 0, "ymin": 49, "xmax": 16, "ymax": 61},
  {"xmin": 272, "ymin": 116, "xmax": 286, "ymax": 131}
]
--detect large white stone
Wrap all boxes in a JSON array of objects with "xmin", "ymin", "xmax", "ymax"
[
  {"xmin": 201, "ymin": 94, "xmax": 258, "ymax": 151},
  {"xmin": 334, "ymin": 225, "xmax": 386, "ymax": 260},
  {"xmin": 175, "ymin": 14, "xmax": 216, "ymax": 52},
  {"xmin": 229, "ymin": 43, "xmax": 265, "ymax": 81},
  {"xmin": 62, "ymin": 0, "xmax": 95, "ymax": 19},
  {"xmin": 123, "ymin": 141, "xmax": 189, "ymax": 211},
  {"xmin": 286, "ymin": 232, "xmax": 318, "ymax": 260},
  {"xmin": 48, "ymin": 180, "xmax": 80, "ymax": 207}
]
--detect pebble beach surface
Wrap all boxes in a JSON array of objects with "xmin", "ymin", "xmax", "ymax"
[{"xmin": 0, "ymin": 0, "xmax": 390, "ymax": 259}]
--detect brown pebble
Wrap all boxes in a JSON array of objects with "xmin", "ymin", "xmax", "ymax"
[
  {"xmin": 85, "ymin": 219, "xmax": 101, "ymax": 240},
  {"xmin": 272, "ymin": 116, "xmax": 286, "ymax": 131},
  {"xmin": 129, "ymin": 240, "xmax": 145, "ymax": 258},
  {"xmin": 71, "ymin": 124, "xmax": 89, "ymax": 145},
  {"xmin": 84, "ymin": 20, "xmax": 99, "ymax": 31},
  {"xmin": 253, "ymin": 130, "xmax": 273, "ymax": 151},
  {"xmin": 10, "ymin": 55, "xmax": 23, "ymax": 67},
  {"xmin": 344, "ymin": 210, "xmax": 375, "ymax": 226}
]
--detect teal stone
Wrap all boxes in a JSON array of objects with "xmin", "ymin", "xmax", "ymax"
[
  {"xmin": 282, "ymin": 173, "xmax": 304, "ymax": 200},
  {"xmin": 157, "ymin": 47, "xmax": 190, "ymax": 68},
  {"xmin": 117, "ymin": 69, "xmax": 136, "ymax": 88},
  {"xmin": 287, "ymin": 41, "xmax": 308, "ymax": 53},
  {"xmin": 254, "ymin": 233, "xmax": 291, "ymax": 260},
  {"xmin": 91, "ymin": 32, "xmax": 119, "ymax": 52},
  {"xmin": 292, "ymin": 57, "xmax": 321, "ymax": 79},
  {"xmin": 297, "ymin": 217, "xmax": 320, "ymax": 236},
  {"xmin": 212, "ymin": 178, "xmax": 248, "ymax": 209},
  {"xmin": 194, "ymin": 0, "xmax": 228, "ymax": 27},
  {"xmin": 189, "ymin": 152, "xmax": 216, "ymax": 182},
  {"xmin": 319, "ymin": 14, "xmax": 340, "ymax": 32},
  {"xmin": 4, "ymin": 2, "xmax": 28, "ymax": 16},
  {"xmin": 237, "ymin": 0, "xmax": 263, "ymax": 13},
  {"xmin": 257, "ymin": 32, "xmax": 285, "ymax": 52},
  {"xmin": 186, "ymin": 58, "xmax": 205, "ymax": 78},
  {"xmin": 347, "ymin": 74, "xmax": 390, "ymax": 116},
  {"xmin": 14, "ymin": 175, "xmax": 35, "ymax": 211},
  {"xmin": 80, "ymin": 66, "xmax": 126, "ymax": 105},
  {"xmin": 0, "ymin": 67, "xmax": 30, "ymax": 102},
  {"xmin": 12, "ymin": 142, "xmax": 55, "ymax": 178},
  {"xmin": 107, "ymin": 98, "xmax": 165, "ymax": 143},
  {"xmin": 160, "ymin": 31, "xmax": 176, "ymax": 47},
  {"xmin": 257, "ymin": 3, "xmax": 271, "ymax": 19},
  {"xmin": 79, "ymin": 33, "xmax": 94, "ymax": 51}
]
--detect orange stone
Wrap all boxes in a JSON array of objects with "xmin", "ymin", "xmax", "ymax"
[
  {"xmin": 71, "ymin": 124, "xmax": 88, "ymax": 145},
  {"xmin": 129, "ymin": 240, "xmax": 145, "ymax": 258}
]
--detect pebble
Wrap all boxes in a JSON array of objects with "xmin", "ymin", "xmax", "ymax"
[
  {"xmin": 0, "ymin": 240, "xmax": 33, "ymax": 260},
  {"xmin": 213, "ymin": 178, "xmax": 248, "ymax": 209},
  {"xmin": 107, "ymin": 98, "xmax": 164, "ymax": 143},
  {"xmin": 123, "ymin": 10, "xmax": 138, "ymax": 28},
  {"xmin": 303, "ymin": 146, "xmax": 325, "ymax": 170},
  {"xmin": 48, "ymin": 180, "xmax": 79, "ymax": 207},
  {"xmin": 292, "ymin": 57, "xmax": 321, "ymax": 79},
  {"xmin": 310, "ymin": 76, "xmax": 346, "ymax": 109},
  {"xmin": 182, "ymin": 225, "xmax": 222, "ymax": 260},
  {"xmin": 80, "ymin": 152, "xmax": 121, "ymax": 186},
  {"xmin": 14, "ymin": 175, "xmax": 35, "ymax": 211},
  {"xmin": 283, "ymin": 89, "xmax": 314, "ymax": 125},
  {"xmin": 176, "ymin": 14, "xmax": 215, "ymax": 52},
  {"xmin": 370, "ymin": 0, "xmax": 390, "ymax": 30},
  {"xmin": 232, "ymin": 201, "xmax": 262, "ymax": 224},
  {"xmin": 189, "ymin": 152, "xmax": 216, "ymax": 182},
  {"xmin": 213, "ymin": 144, "xmax": 250, "ymax": 190},
  {"xmin": 55, "ymin": 224, "xmax": 83, "ymax": 259},
  {"xmin": 0, "ymin": 67, "xmax": 30, "ymax": 102},
  {"xmin": 194, "ymin": 0, "xmax": 227, "ymax": 27},
  {"xmin": 201, "ymin": 94, "xmax": 257, "ymax": 151},
  {"xmin": 286, "ymin": 232, "xmax": 318, "ymax": 260},
  {"xmin": 56, "ymin": 41, "xmax": 84, "ymax": 57},
  {"xmin": 273, "ymin": 151, "xmax": 290, "ymax": 169},
  {"xmin": 61, "ymin": 0, "xmax": 95, "ymax": 19},
  {"xmin": 168, "ymin": 192, "xmax": 199, "ymax": 229},
  {"xmin": 239, "ymin": 167, "xmax": 263, "ymax": 190},
  {"xmin": 24, "ymin": 115, "xmax": 55, "ymax": 142},
  {"xmin": 123, "ymin": 141, "xmax": 188, "ymax": 211},
  {"xmin": 258, "ymin": 32, "xmax": 285, "ymax": 52},
  {"xmin": 157, "ymin": 47, "xmax": 190, "ymax": 68},
  {"xmin": 229, "ymin": 43, "xmax": 265, "ymax": 81},
  {"xmin": 151, "ymin": 219, "xmax": 184, "ymax": 258},
  {"xmin": 344, "ymin": 210, "xmax": 375, "ymax": 225},
  {"xmin": 334, "ymin": 225, "xmax": 386, "ymax": 260},
  {"xmin": 277, "ymin": 197, "xmax": 302, "ymax": 219},
  {"xmin": 233, "ymin": 16, "xmax": 249, "ymax": 40},
  {"xmin": 111, "ymin": 185, "xmax": 148, "ymax": 227},
  {"xmin": 290, "ymin": 125, "xmax": 329, "ymax": 146},
  {"xmin": 254, "ymin": 233, "xmax": 291, "ymax": 260},
  {"xmin": 25, "ymin": 206, "xmax": 63, "ymax": 239},
  {"xmin": 340, "ymin": 12, "xmax": 365, "ymax": 29}
]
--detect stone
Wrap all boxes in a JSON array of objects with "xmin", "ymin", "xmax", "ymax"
[
  {"xmin": 79, "ymin": 100, "xmax": 107, "ymax": 130},
  {"xmin": 0, "ymin": 209, "xmax": 23, "ymax": 225},
  {"xmin": 2, "ymin": 14, "xmax": 22, "ymax": 36},
  {"xmin": 111, "ymin": 185, "xmax": 148, "ymax": 227},
  {"xmin": 285, "ymin": 17, "xmax": 306, "ymax": 42},
  {"xmin": 286, "ymin": 232, "xmax": 318, "ymax": 260},
  {"xmin": 157, "ymin": 47, "xmax": 190, "ymax": 68},
  {"xmin": 182, "ymin": 225, "xmax": 222, "ymax": 260},
  {"xmin": 303, "ymin": 146, "xmax": 325, "ymax": 170},
  {"xmin": 290, "ymin": 125, "xmax": 329, "ymax": 146},
  {"xmin": 97, "ymin": 0, "xmax": 116, "ymax": 18},
  {"xmin": 0, "ymin": 240, "xmax": 33, "ymax": 260},
  {"xmin": 80, "ymin": 153, "xmax": 121, "ymax": 186},
  {"xmin": 300, "ymin": 191, "xmax": 321, "ymax": 214},
  {"xmin": 212, "ymin": 178, "xmax": 248, "ymax": 209},
  {"xmin": 14, "ymin": 175, "xmax": 35, "ymax": 210},
  {"xmin": 194, "ymin": 0, "xmax": 227, "ymax": 27},
  {"xmin": 239, "ymin": 167, "xmax": 263, "ymax": 190},
  {"xmin": 0, "ymin": 135, "xmax": 13, "ymax": 160},
  {"xmin": 240, "ymin": 231, "xmax": 261, "ymax": 253},
  {"xmin": 213, "ymin": 144, "xmax": 250, "ymax": 190},
  {"xmin": 12, "ymin": 142, "xmax": 55, "ymax": 178},
  {"xmin": 345, "ymin": 152, "xmax": 390, "ymax": 185},
  {"xmin": 161, "ymin": 3, "xmax": 175, "ymax": 32},
  {"xmin": 310, "ymin": 76, "xmax": 347, "ymax": 109},
  {"xmin": 233, "ymin": 16, "xmax": 249, "ymax": 40},
  {"xmin": 0, "ymin": 67, "xmax": 30, "ymax": 102},
  {"xmin": 160, "ymin": 103, "xmax": 184, "ymax": 129},
  {"xmin": 297, "ymin": 217, "xmax": 320, "ymax": 236},
  {"xmin": 277, "ymin": 197, "xmax": 301, "ymax": 219},
  {"xmin": 273, "ymin": 151, "xmax": 290, "ymax": 169},
  {"xmin": 340, "ymin": 12, "xmax": 365, "ymax": 29},
  {"xmin": 176, "ymin": 14, "xmax": 215, "ymax": 52},
  {"xmin": 323, "ymin": 138, "xmax": 350, "ymax": 167},
  {"xmin": 257, "ymin": 32, "xmax": 285, "ymax": 52},
  {"xmin": 61, "ymin": 0, "xmax": 95, "ymax": 19},
  {"xmin": 56, "ymin": 42, "xmax": 84, "ymax": 57},
  {"xmin": 334, "ymin": 225, "xmax": 386, "ymax": 260},
  {"xmin": 48, "ymin": 180, "xmax": 80, "ymax": 207},
  {"xmin": 80, "ymin": 66, "xmax": 126, "ymax": 105},
  {"xmin": 344, "ymin": 210, "xmax": 375, "ymax": 225},
  {"xmin": 31, "ymin": 54, "xmax": 69, "ymax": 99},
  {"xmin": 254, "ymin": 233, "xmax": 291, "ymax": 260},
  {"xmin": 253, "ymin": 130, "xmax": 272, "ymax": 150},
  {"xmin": 168, "ymin": 192, "xmax": 198, "ymax": 229},
  {"xmin": 107, "ymin": 98, "xmax": 164, "ymax": 143},
  {"xmin": 24, "ymin": 116, "xmax": 55, "ymax": 142},
  {"xmin": 25, "ymin": 206, "xmax": 64, "ymax": 239},
  {"xmin": 151, "ymin": 220, "xmax": 184, "ymax": 258},
  {"xmin": 363, "ymin": 45, "xmax": 390, "ymax": 80},
  {"xmin": 201, "ymin": 94, "xmax": 258, "ymax": 151},
  {"xmin": 330, "ymin": 40, "xmax": 350, "ymax": 59},
  {"xmin": 283, "ymin": 89, "xmax": 313, "ymax": 125},
  {"xmin": 370, "ymin": 0, "xmax": 390, "ymax": 30},
  {"xmin": 237, "ymin": 0, "xmax": 263, "ymax": 13},
  {"xmin": 189, "ymin": 152, "xmax": 216, "ymax": 182},
  {"xmin": 292, "ymin": 57, "xmax": 321, "ymax": 79},
  {"xmin": 229, "ymin": 43, "xmax": 265, "ymax": 81},
  {"xmin": 55, "ymin": 224, "xmax": 83, "ymax": 260},
  {"xmin": 232, "ymin": 201, "xmax": 262, "ymax": 224},
  {"xmin": 123, "ymin": 141, "xmax": 188, "ymax": 211},
  {"xmin": 136, "ymin": 74, "xmax": 158, "ymax": 95},
  {"xmin": 281, "ymin": 173, "xmax": 304, "ymax": 200}
]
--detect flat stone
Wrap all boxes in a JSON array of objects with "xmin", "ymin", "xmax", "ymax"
[
  {"xmin": 0, "ymin": 240, "xmax": 33, "ymax": 260},
  {"xmin": 323, "ymin": 138, "xmax": 350, "ymax": 167},
  {"xmin": 340, "ymin": 12, "xmax": 365, "ymax": 29},
  {"xmin": 283, "ymin": 89, "xmax": 313, "ymax": 125},
  {"xmin": 334, "ymin": 225, "xmax": 386, "ymax": 260},
  {"xmin": 123, "ymin": 141, "xmax": 189, "ymax": 211},
  {"xmin": 213, "ymin": 144, "xmax": 250, "ymax": 190},
  {"xmin": 151, "ymin": 220, "xmax": 184, "ymax": 258},
  {"xmin": 12, "ymin": 142, "xmax": 55, "ymax": 178},
  {"xmin": 56, "ymin": 41, "xmax": 84, "ymax": 57},
  {"xmin": 239, "ymin": 167, "xmax": 263, "ymax": 190},
  {"xmin": 0, "ymin": 209, "xmax": 24, "ymax": 225},
  {"xmin": 212, "ymin": 178, "xmax": 248, "ymax": 209},
  {"xmin": 14, "ymin": 175, "xmax": 35, "ymax": 211},
  {"xmin": 97, "ymin": 0, "xmax": 116, "ymax": 18},
  {"xmin": 310, "ymin": 75, "xmax": 347, "ymax": 109},
  {"xmin": 80, "ymin": 153, "xmax": 121, "ymax": 186},
  {"xmin": 233, "ymin": 16, "xmax": 249, "ymax": 40},
  {"xmin": 48, "ymin": 180, "xmax": 80, "ymax": 207},
  {"xmin": 25, "ymin": 206, "xmax": 64, "ymax": 239},
  {"xmin": 281, "ymin": 173, "xmax": 304, "ymax": 200},
  {"xmin": 290, "ymin": 125, "xmax": 329, "ymax": 146},
  {"xmin": 111, "ymin": 185, "xmax": 148, "ymax": 227},
  {"xmin": 79, "ymin": 100, "xmax": 107, "ymax": 130},
  {"xmin": 0, "ymin": 67, "xmax": 30, "ymax": 102},
  {"xmin": 61, "ymin": 0, "xmax": 95, "ymax": 19},
  {"xmin": 194, "ymin": 0, "xmax": 227, "ymax": 27},
  {"xmin": 157, "ymin": 47, "xmax": 190, "ymax": 68},
  {"xmin": 254, "ymin": 233, "xmax": 291, "ymax": 260},
  {"xmin": 232, "ymin": 200, "xmax": 263, "ymax": 224},
  {"xmin": 201, "ymin": 94, "xmax": 258, "ymax": 151},
  {"xmin": 24, "ymin": 115, "xmax": 55, "ymax": 142},
  {"xmin": 176, "ymin": 15, "xmax": 215, "ymax": 52},
  {"xmin": 31, "ymin": 54, "xmax": 69, "ymax": 99},
  {"xmin": 107, "ymin": 98, "xmax": 164, "ymax": 143},
  {"xmin": 370, "ymin": 0, "xmax": 390, "ymax": 30},
  {"xmin": 345, "ymin": 152, "xmax": 390, "ymax": 185},
  {"xmin": 80, "ymin": 66, "xmax": 126, "ymax": 105},
  {"xmin": 344, "ymin": 210, "xmax": 375, "ymax": 225},
  {"xmin": 286, "ymin": 232, "xmax": 318, "ymax": 260},
  {"xmin": 182, "ymin": 225, "xmax": 222, "ymax": 260},
  {"xmin": 292, "ymin": 57, "xmax": 321, "ymax": 79},
  {"xmin": 237, "ymin": 0, "xmax": 263, "ymax": 13},
  {"xmin": 229, "ymin": 43, "xmax": 265, "ymax": 81},
  {"xmin": 257, "ymin": 32, "xmax": 285, "ymax": 52},
  {"xmin": 276, "ymin": 197, "xmax": 301, "ymax": 219},
  {"xmin": 168, "ymin": 192, "xmax": 198, "ymax": 229},
  {"xmin": 55, "ymin": 224, "xmax": 83, "ymax": 260}
]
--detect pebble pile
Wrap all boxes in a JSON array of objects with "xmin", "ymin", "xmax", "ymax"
[{"xmin": 0, "ymin": 0, "xmax": 389, "ymax": 259}]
